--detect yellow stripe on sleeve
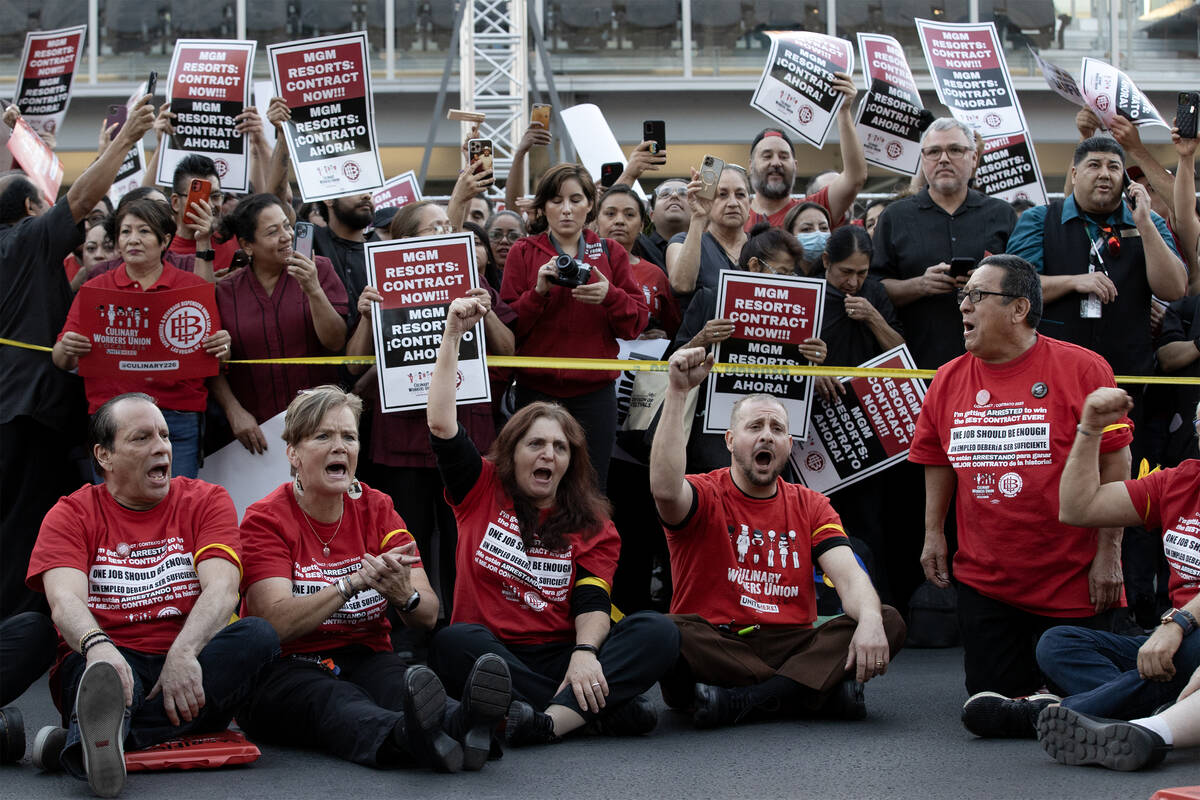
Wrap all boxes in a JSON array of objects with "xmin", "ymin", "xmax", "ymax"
[
  {"xmin": 575, "ymin": 576, "xmax": 612, "ymax": 595},
  {"xmin": 1102, "ymin": 423, "xmax": 1131, "ymax": 434},
  {"xmin": 195, "ymin": 543, "xmax": 243, "ymax": 580},
  {"xmin": 811, "ymin": 523, "xmax": 846, "ymax": 540},
  {"xmin": 380, "ymin": 528, "xmax": 411, "ymax": 551}
]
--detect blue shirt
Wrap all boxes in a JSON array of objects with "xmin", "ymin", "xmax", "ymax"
[{"xmin": 1006, "ymin": 194, "xmax": 1180, "ymax": 272}]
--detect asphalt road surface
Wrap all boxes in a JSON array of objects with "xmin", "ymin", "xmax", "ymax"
[{"xmin": 1, "ymin": 647, "xmax": 1195, "ymax": 799}]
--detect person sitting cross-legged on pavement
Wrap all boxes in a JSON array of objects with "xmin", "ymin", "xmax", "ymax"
[
  {"xmin": 649, "ymin": 346, "xmax": 906, "ymax": 727},
  {"xmin": 25, "ymin": 393, "xmax": 280, "ymax": 798}
]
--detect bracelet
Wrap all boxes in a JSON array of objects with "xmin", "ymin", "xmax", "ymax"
[
  {"xmin": 81, "ymin": 634, "xmax": 113, "ymax": 657},
  {"xmin": 335, "ymin": 576, "xmax": 355, "ymax": 601},
  {"xmin": 78, "ymin": 627, "xmax": 105, "ymax": 653},
  {"xmin": 572, "ymin": 643, "xmax": 600, "ymax": 656},
  {"xmin": 1075, "ymin": 424, "xmax": 1101, "ymax": 437}
]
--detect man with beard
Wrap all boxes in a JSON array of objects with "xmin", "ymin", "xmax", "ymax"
[
  {"xmin": 314, "ymin": 193, "xmax": 377, "ymax": 323},
  {"xmin": 745, "ymin": 72, "xmax": 866, "ymax": 232},
  {"xmin": 648, "ymin": 347, "xmax": 905, "ymax": 728},
  {"xmin": 870, "ymin": 118, "xmax": 1017, "ymax": 371}
]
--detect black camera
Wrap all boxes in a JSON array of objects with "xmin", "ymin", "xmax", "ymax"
[{"xmin": 549, "ymin": 254, "xmax": 591, "ymax": 288}]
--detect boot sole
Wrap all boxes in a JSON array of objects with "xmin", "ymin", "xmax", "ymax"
[
  {"xmin": 77, "ymin": 663, "xmax": 126, "ymax": 798},
  {"xmin": 405, "ymin": 667, "xmax": 463, "ymax": 773},
  {"xmin": 1037, "ymin": 705, "xmax": 1164, "ymax": 771},
  {"xmin": 461, "ymin": 655, "xmax": 511, "ymax": 771}
]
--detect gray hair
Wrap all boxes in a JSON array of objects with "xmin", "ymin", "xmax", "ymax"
[
  {"xmin": 920, "ymin": 117, "xmax": 974, "ymax": 147},
  {"xmin": 90, "ymin": 392, "xmax": 158, "ymax": 473}
]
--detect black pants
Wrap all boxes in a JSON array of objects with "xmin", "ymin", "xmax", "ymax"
[
  {"xmin": 56, "ymin": 617, "xmax": 279, "ymax": 778},
  {"xmin": 0, "ymin": 416, "xmax": 86, "ymax": 617},
  {"xmin": 956, "ymin": 582, "xmax": 1123, "ymax": 697},
  {"xmin": 0, "ymin": 611, "xmax": 57, "ymax": 706},
  {"xmin": 608, "ymin": 459, "xmax": 671, "ymax": 613},
  {"xmin": 513, "ymin": 382, "xmax": 617, "ymax": 493},
  {"xmin": 429, "ymin": 612, "xmax": 679, "ymax": 719},
  {"xmin": 238, "ymin": 646, "xmax": 458, "ymax": 767},
  {"xmin": 370, "ymin": 465, "xmax": 458, "ymax": 622}
]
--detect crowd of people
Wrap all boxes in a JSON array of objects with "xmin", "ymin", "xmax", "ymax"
[{"xmin": 0, "ymin": 78, "xmax": 1198, "ymax": 797}]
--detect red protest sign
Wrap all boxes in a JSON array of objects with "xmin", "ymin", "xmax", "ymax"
[
  {"xmin": 370, "ymin": 170, "xmax": 422, "ymax": 212},
  {"xmin": 6, "ymin": 117, "xmax": 63, "ymax": 203},
  {"xmin": 77, "ymin": 284, "xmax": 220, "ymax": 379},
  {"xmin": 15, "ymin": 25, "xmax": 88, "ymax": 135}
]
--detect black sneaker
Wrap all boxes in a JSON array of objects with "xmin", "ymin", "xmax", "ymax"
[
  {"xmin": 1036, "ymin": 705, "xmax": 1171, "ymax": 771},
  {"xmin": 820, "ymin": 679, "xmax": 866, "ymax": 721},
  {"xmin": 32, "ymin": 726, "xmax": 67, "ymax": 772},
  {"xmin": 594, "ymin": 694, "xmax": 658, "ymax": 737},
  {"xmin": 693, "ymin": 683, "xmax": 762, "ymax": 728},
  {"xmin": 504, "ymin": 701, "xmax": 559, "ymax": 747},
  {"xmin": 399, "ymin": 666, "xmax": 462, "ymax": 773},
  {"xmin": 0, "ymin": 706, "xmax": 24, "ymax": 764},
  {"xmin": 76, "ymin": 661, "xmax": 127, "ymax": 798},
  {"xmin": 961, "ymin": 691, "xmax": 1061, "ymax": 739},
  {"xmin": 449, "ymin": 654, "xmax": 512, "ymax": 771}
]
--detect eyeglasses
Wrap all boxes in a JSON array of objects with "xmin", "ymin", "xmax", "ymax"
[
  {"xmin": 488, "ymin": 229, "xmax": 522, "ymax": 242},
  {"xmin": 655, "ymin": 186, "xmax": 688, "ymax": 199},
  {"xmin": 921, "ymin": 145, "xmax": 972, "ymax": 161},
  {"xmin": 956, "ymin": 288, "xmax": 1021, "ymax": 305},
  {"xmin": 418, "ymin": 223, "xmax": 454, "ymax": 235}
]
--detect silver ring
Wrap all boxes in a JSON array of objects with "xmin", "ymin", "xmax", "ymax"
[{"xmin": 590, "ymin": 682, "xmax": 601, "ymax": 687}]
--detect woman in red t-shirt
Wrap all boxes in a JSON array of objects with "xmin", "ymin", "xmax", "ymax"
[
  {"xmin": 426, "ymin": 297, "xmax": 679, "ymax": 748},
  {"xmin": 237, "ymin": 385, "xmax": 511, "ymax": 772},
  {"xmin": 52, "ymin": 197, "xmax": 231, "ymax": 478}
]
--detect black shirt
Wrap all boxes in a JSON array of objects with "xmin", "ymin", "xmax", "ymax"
[
  {"xmin": 313, "ymin": 225, "xmax": 378, "ymax": 326},
  {"xmin": 869, "ymin": 188, "xmax": 1016, "ymax": 370},
  {"xmin": 821, "ymin": 277, "xmax": 904, "ymax": 368},
  {"xmin": 637, "ymin": 230, "xmax": 669, "ymax": 271},
  {"xmin": 667, "ymin": 230, "xmax": 739, "ymax": 315},
  {"xmin": 0, "ymin": 198, "xmax": 86, "ymax": 425}
]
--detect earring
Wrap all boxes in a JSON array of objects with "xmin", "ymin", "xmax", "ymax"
[
  {"xmin": 347, "ymin": 479, "xmax": 362, "ymax": 500},
  {"xmin": 293, "ymin": 475, "xmax": 304, "ymax": 497}
]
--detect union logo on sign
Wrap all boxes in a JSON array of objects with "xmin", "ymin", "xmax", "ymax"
[
  {"xmin": 886, "ymin": 141, "xmax": 903, "ymax": 160},
  {"xmin": 343, "ymin": 160, "xmax": 362, "ymax": 181},
  {"xmin": 984, "ymin": 113, "xmax": 1002, "ymax": 128},
  {"xmin": 798, "ymin": 105, "xmax": 814, "ymax": 124},
  {"xmin": 159, "ymin": 300, "xmax": 211, "ymax": 354},
  {"xmin": 213, "ymin": 158, "xmax": 229, "ymax": 178},
  {"xmin": 1094, "ymin": 95, "xmax": 1110, "ymax": 112}
]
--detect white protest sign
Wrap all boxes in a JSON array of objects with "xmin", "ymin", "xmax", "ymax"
[
  {"xmin": 1030, "ymin": 49, "xmax": 1086, "ymax": 108},
  {"xmin": 197, "ymin": 412, "xmax": 289, "ymax": 521},
  {"xmin": 916, "ymin": 20, "xmax": 1026, "ymax": 138},
  {"xmin": 855, "ymin": 33, "xmax": 925, "ymax": 176},
  {"xmin": 558, "ymin": 104, "xmax": 645, "ymax": 198},
  {"xmin": 750, "ymin": 31, "xmax": 854, "ymax": 148},
  {"xmin": 254, "ymin": 79, "xmax": 277, "ymax": 149},
  {"xmin": 975, "ymin": 133, "xmax": 1048, "ymax": 206},
  {"xmin": 1080, "ymin": 58, "xmax": 1167, "ymax": 130},
  {"xmin": 366, "ymin": 233, "xmax": 489, "ymax": 413},
  {"xmin": 14, "ymin": 25, "xmax": 88, "ymax": 136},
  {"xmin": 371, "ymin": 170, "xmax": 423, "ymax": 211}
]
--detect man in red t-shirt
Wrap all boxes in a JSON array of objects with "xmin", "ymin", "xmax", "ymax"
[
  {"xmin": 1030, "ymin": 388, "xmax": 1200, "ymax": 753},
  {"xmin": 909, "ymin": 255, "xmax": 1134, "ymax": 739},
  {"xmin": 25, "ymin": 393, "xmax": 278, "ymax": 797},
  {"xmin": 650, "ymin": 347, "xmax": 905, "ymax": 728}
]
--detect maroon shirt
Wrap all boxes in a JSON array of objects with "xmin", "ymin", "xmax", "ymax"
[{"xmin": 216, "ymin": 255, "xmax": 349, "ymax": 423}]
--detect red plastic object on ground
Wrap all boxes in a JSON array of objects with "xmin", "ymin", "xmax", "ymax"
[
  {"xmin": 125, "ymin": 730, "xmax": 260, "ymax": 772},
  {"xmin": 1151, "ymin": 788, "xmax": 1200, "ymax": 800}
]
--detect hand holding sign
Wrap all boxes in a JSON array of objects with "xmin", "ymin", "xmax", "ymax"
[
  {"xmin": 832, "ymin": 72, "xmax": 857, "ymax": 116},
  {"xmin": 266, "ymin": 96, "xmax": 290, "ymax": 129},
  {"xmin": 357, "ymin": 285, "xmax": 382, "ymax": 323},
  {"xmin": 54, "ymin": 330, "xmax": 92, "ymax": 369}
]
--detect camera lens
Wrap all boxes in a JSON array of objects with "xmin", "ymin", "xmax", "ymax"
[{"xmin": 554, "ymin": 254, "xmax": 574, "ymax": 270}]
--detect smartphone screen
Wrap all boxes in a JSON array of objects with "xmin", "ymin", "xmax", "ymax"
[
  {"xmin": 294, "ymin": 221, "xmax": 315, "ymax": 259},
  {"xmin": 468, "ymin": 138, "xmax": 494, "ymax": 173}
]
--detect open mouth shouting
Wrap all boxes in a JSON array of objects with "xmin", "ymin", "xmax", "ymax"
[{"xmin": 147, "ymin": 460, "xmax": 170, "ymax": 487}]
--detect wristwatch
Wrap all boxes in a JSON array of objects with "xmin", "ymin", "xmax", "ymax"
[
  {"xmin": 400, "ymin": 589, "xmax": 421, "ymax": 613},
  {"xmin": 195, "ymin": 249, "xmax": 216, "ymax": 261},
  {"xmin": 1160, "ymin": 607, "xmax": 1197, "ymax": 636}
]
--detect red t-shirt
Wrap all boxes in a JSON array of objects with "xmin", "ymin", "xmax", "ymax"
[
  {"xmin": 168, "ymin": 232, "xmax": 239, "ymax": 274},
  {"xmin": 630, "ymin": 258, "xmax": 681, "ymax": 339},
  {"xmin": 1124, "ymin": 460, "xmax": 1200, "ymax": 609},
  {"xmin": 240, "ymin": 482, "xmax": 420, "ymax": 656},
  {"xmin": 664, "ymin": 468, "xmax": 850, "ymax": 627},
  {"xmin": 60, "ymin": 264, "xmax": 215, "ymax": 413},
  {"xmin": 448, "ymin": 459, "xmax": 620, "ymax": 645},
  {"xmin": 27, "ymin": 478, "xmax": 242, "ymax": 661},
  {"xmin": 744, "ymin": 186, "xmax": 831, "ymax": 232},
  {"xmin": 909, "ymin": 335, "xmax": 1133, "ymax": 617}
]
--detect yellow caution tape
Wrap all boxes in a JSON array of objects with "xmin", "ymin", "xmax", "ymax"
[{"xmin": 6, "ymin": 337, "xmax": 1200, "ymax": 385}]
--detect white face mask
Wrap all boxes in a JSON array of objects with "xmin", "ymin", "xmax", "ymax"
[{"xmin": 796, "ymin": 230, "xmax": 830, "ymax": 259}]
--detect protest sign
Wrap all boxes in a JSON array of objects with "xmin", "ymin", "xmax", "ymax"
[
  {"xmin": 559, "ymin": 104, "xmax": 646, "ymax": 199},
  {"xmin": 1080, "ymin": 58, "xmax": 1167, "ymax": 129},
  {"xmin": 974, "ymin": 133, "xmax": 1047, "ymax": 206},
  {"xmin": 371, "ymin": 170, "xmax": 423, "ymax": 212},
  {"xmin": 6, "ymin": 117, "xmax": 63, "ymax": 203},
  {"xmin": 1030, "ymin": 49, "xmax": 1086, "ymax": 107},
  {"xmin": 366, "ymin": 233, "xmax": 488, "ymax": 413},
  {"xmin": 156, "ymin": 40, "xmax": 256, "ymax": 192},
  {"xmin": 705, "ymin": 271, "xmax": 825, "ymax": 438},
  {"xmin": 254, "ymin": 79, "xmax": 277, "ymax": 149},
  {"xmin": 108, "ymin": 85, "xmax": 151, "ymax": 206},
  {"xmin": 855, "ymin": 33, "xmax": 925, "ymax": 176},
  {"xmin": 751, "ymin": 31, "xmax": 855, "ymax": 148},
  {"xmin": 789, "ymin": 346, "xmax": 925, "ymax": 494},
  {"xmin": 14, "ymin": 25, "xmax": 87, "ymax": 136},
  {"xmin": 612, "ymin": 337, "xmax": 671, "ymax": 464},
  {"xmin": 76, "ymin": 284, "xmax": 219, "ymax": 380},
  {"xmin": 269, "ymin": 32, "xmax": 384, "ymax": 201},
  {"xmin": 916, "ymin": 20, "xmax": 1026, "ymax": 137},
  {"xmin": 198, "ymin": 411, "xmax": 288, "ymax": 521}
]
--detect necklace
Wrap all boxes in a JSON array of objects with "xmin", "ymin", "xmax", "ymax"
[{"xmin": 300, "ymin": 504, "xmax": 344, "ymax": 557}]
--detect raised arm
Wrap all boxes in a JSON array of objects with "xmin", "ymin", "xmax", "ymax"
[
  {"xmin": 664, "ymin": 168, "xmax": 711, "ymax": 295},
  {"xmin": 1058, "ymin": 387, "xmax": 1142, "ymax": 528},
  {"xmin": 69, "ymin": 95, "xmax": 156, "ymax": 222},
  {"xmin": 505, "ymin": 123, "xmax": 551, "ymax": 211},
  {"xmin": 1173, "ymin": 128, "xmax": 1199, "ymax": 291},
  {"xmin": 649, "ymin": 346, "xmax": 712, "ymax": 524},
  {"xmin": 824, "ymin": 73, "xmax": 868, "ymax": 224},
  {"xmin": 427, "ymin": 296, "xmax": 489, "ymax": 439},
  {"xmin": 1127, "ymin": 181, "xmax": 1186, "ymax": 302}
]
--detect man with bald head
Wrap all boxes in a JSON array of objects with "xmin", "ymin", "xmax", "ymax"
[
  {"xmin": 0, "ymin": 98, "xmax": 155, "ymax": 619},
  {"xmin": 649, "ymin": 349, "xmax": 905, "ymax": 729}
]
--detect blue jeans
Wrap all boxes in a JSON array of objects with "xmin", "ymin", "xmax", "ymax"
[
  {"xmin": 56, "ymin": 616, "xmax": 280, "ymax": 779},
  {"xmin": 1036, "ymin": 625, "xmax": 1200, "ymax": 719},
  {"xmin": 161, "ymin": 409, "xmax": 202, "ymax": 478}
]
